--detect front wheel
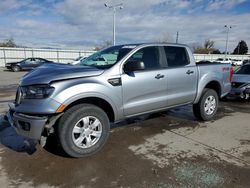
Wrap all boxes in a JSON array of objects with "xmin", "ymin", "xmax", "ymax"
[
  {"xmin": 58, "ymin": 104, "xmax": 110, "ymax": 158},
  {"xmin": 193, "ymin": 89, "xmax": 219, "ymax": 121},
  {"xmin": 12, "ymin": 65, "xmax": 20, "ymax": 72}
]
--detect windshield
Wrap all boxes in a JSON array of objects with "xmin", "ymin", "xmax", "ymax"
[
  {"xmin": 235, "ymin": 65, "xmax": 250, "ymax": 75},
  {"xmin": 79, "ymin": 45, "xmax": 135, "ymax": 69}
]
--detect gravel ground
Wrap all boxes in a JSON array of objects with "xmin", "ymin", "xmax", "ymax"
[{"xmin": 0, "ymin": 68, "xmax": 249, "ymax": 188}]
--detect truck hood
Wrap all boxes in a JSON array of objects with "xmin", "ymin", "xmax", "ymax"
[
  {"xmin": 20, "ymin": 63, "xmax": 104, "ymax": 86},
  {"xmin": 232, "ymin": 74, "xmax": 250, "ymax": 83}
]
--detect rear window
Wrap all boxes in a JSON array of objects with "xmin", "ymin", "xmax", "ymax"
[
  {"xmin": 164, "ymin": 46, "xmax": 189, "ymax": 67},
  {"xmin": 235, "ymin": 65, "xmax": 250, "ymax": 75}
]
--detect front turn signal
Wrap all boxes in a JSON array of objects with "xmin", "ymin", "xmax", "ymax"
[{"xmin": 56, "ymin": 104, "xmax": 66, "ymax": 113}]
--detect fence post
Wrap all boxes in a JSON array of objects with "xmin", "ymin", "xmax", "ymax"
[
  {"xmin": 3, "ymin": 48, "xmax": 6, "ymax": 65},
  {"xmin": 31, "ymin": 48, "xmax": 34, "ymax": 58},
  {"xmin": 24, "ymin": 48, "xmax": 26, "ymax": 58},
  {"xmin": 57, "ymin": 49, "xmax": 59, "ymax": 62}
]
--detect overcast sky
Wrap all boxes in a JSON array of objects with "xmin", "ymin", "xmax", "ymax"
[{"xmin": 0, "ymin": 0, "xmax": 249, "ymax": 51}]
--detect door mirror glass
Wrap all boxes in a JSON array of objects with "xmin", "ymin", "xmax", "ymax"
[{"xmin": 124, "ymin": 60, "xmax": 145, "ymax": 72}]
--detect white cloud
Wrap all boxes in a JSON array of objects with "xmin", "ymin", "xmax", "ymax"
[
  {"xmin": 206, "ymin": 0, "xmax": 246, "ymax": 11},
  {"xmin": 0, "ymin": 0, "xmax": 31, "ymax": 12},
  {"xmin": 0, "ymin": 0, "xmax": 249, "ymax": 52}
]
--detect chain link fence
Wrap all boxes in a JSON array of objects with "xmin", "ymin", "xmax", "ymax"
[
  {"xmin": 0, "ymin": 47, "xmax": 95, "ymax": 67},
  {"xmin": 1, "ymin": 47, "xmax": 249, "ymax": 67}
]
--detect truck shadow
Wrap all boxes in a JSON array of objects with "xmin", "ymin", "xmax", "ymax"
[
  {"xmin": 0, "ymin": 99, "xmax": 249, "ymax": 158},
  {"xmin": 0, "ymin": 116, "xmax": 37, "ymax": 155}
]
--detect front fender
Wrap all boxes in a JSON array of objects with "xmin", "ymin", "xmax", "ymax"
[
  {"xmin": 64, "ymin": 92, "xmax": 119, "ymax": 119},
  {"xmin": 52, "ymin": 81, "xmax": 123, "ymax": 121}
]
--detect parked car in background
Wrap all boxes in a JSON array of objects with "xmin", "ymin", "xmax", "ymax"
[
  {"xmin": 214, "ymin": 58, "xmax": 233, "ymax": 64},
  {"xmin": 196, "ymin": 60, "xmax": 220, "ymax": 64},
  {"xmin": 70, "ymin": 56, "xmax": 87, "ymax": 65},
  {"xmin": 243, "ymin": 59, "xmax": 250, "ymax": 65},
  {"xmin": 7, "ymin": 43, "xmax": 232, "ymax": 158},
  {"xmin": 231, "ymin": 59, "xmax": 243, "ymax": 66},
  {"xmin": 229, "ymin": 63, "xmax": 250, "ymax": 99},
  {"xmin": 196, "ymin": 60, "xmax": 212, "ymax": 64},
  {"xmin": 5, "ymin": 58, "xmax": 54, "ymax": 72}
]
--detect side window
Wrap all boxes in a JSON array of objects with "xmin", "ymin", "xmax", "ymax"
[
  {"xmin": 34, "ymin": 58, "xmax": 42, "ymax": 64},
  {"xmin": 24, "ymin": 58, "xmax": 32, "ymax": 64},
  {"xmin": 164, "ymin": 46, "xmax": 189, "ymax": 67},
  {"xmin": 128, "ymin": 46, "xmax": 161, "ymax": 70}
]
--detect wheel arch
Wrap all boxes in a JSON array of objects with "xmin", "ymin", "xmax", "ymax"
[
  {"xmin": 194, "ymin": 80, "xmax": 222, "ymax": 104},
  {"xmin": 63, "ymin": 97, "xmax": 116, "ymax": 123},
  {"xmin": 204, "ymin": 80, "xmax": 221, "ymax": 97}
]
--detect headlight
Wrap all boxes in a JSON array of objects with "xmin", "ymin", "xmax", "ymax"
[{"xmin": 21, "ymin": 85, "xmax": 54, "ymax": 99}]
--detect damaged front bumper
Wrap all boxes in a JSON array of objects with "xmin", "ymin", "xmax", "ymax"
[{"xmin": 7, "ymin": 103, "xmax": 62, "ymax": 141}]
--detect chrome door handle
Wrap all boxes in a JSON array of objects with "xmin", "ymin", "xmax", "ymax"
[
  {"xmin": 186, "ymin": 70, "xmax": 194, "ymax": 75},
  {"xmin": 155, "ymin": 74, "xmax": 164, "ymax": 79}
]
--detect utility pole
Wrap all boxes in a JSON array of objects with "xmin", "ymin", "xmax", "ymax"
[
  {"xmin": 237, "ymin": 42, "xmax": 240, "ymax": 54},
  {"xmin": 176, "ymin": 31, "xmax": 179, "ymax": 43},
  {"xmin": 224, "ymin": 25, "xmax": 232, "ymax": 59},
  {"xmin": 104, "ymin": 3, "xmax": 123, "ymax": 46}
]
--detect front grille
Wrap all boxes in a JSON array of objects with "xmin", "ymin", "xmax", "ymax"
[
  {"xmin": 232, "ymin": 82, "xmax": 245, "ymax": 88},
  {"xmin": 15, "ymin": 87, "xmax": 22, "ymax": 105}
]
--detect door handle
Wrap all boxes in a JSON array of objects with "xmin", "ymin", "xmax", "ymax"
[
  {"xmin": 155, "ymin": 74, "xmax": 164, "ymax": 79},
  {"xmin": 186, "ymin": 70, "xmax": 194, "ymax": 75}
]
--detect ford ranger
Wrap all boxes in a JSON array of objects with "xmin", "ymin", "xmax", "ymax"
[{"xmin": 7, "ymin": 43, "xmax": 232, "ymax": 157}]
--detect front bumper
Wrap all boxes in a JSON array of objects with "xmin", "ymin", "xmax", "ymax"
[
  {"xmin": 5, "ymin": 65, "xmax": 12, "ymax": 70},
  {"xmin": 7, "ymin": 103, "xmax": 48, "ymax": 140}
]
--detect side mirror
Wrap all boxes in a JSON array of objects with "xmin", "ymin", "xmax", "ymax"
[{"xmin": 124, "ymin": 60, "xmax": 145, "ymax": 73}]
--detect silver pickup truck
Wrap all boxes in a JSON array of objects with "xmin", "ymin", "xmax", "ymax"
[{"xmin": 7, "ymin": 43, "xmax": 232, "ymax": 157}]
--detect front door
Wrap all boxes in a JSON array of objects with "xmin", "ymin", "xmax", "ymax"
[
  {"xmin": 121, "ymin": 46, "xmax": 168, "ymax": 117},
  {"xmin": 21, "ymin": 58, "xmax": 33, "ymax": 70}
]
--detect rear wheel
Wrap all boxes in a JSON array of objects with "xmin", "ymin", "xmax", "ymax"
[
  {"xmin": 193, "ymin": 89, "xmax": 218, "ymax": 121},
  {"xmin": 12, "ymin": 65, "xmax": 20, "ymax": 72},
  {"xmin": 58, "ymin": 104, "xmax": 110, "ymax": 158}
]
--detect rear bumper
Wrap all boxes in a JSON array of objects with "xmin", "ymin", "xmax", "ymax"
[
  {"xmin": 229, "ymin": 87, "xmax": 250, "ymax": 98},
  {"xmin": 7, "ymin": 103, "xmax": 48, "ymax": 140}
]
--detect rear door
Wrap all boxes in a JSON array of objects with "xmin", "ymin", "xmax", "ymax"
[
  {"xmin": 163, "ymin": 46, "xmax": 198, "ymax": 107},
  {"xmin": 121, "ymin": 46, "xmax": 168, "ymax": 116}
]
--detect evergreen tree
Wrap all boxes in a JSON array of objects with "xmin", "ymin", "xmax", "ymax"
[{"xmin": 233, "ymin": 40, "xmax": 248, "ymax": 54}]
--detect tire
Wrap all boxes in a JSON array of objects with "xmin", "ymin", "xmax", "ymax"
[
  {"xmin": 58, "ymin": 104, "xmax": 110, "ymax": 158},
  {"xmin": 193, "ymin": 89, "xmax": 218, "ymax": 121},
  {"xmin": 12, "ymin": 65, "xmax": 21, "ymax": 72}
]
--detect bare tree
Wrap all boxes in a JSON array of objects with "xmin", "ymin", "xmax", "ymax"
[
  {"xmin": 0, "ymin": 38, "xmax": 17, "ymax": 47},
  {"xmin": 93, "ymin": 40, "xmax": 112, "ymax": 51},
  {"xmin": 155, "ymin": 32, "xmax": 174, "ymax": 43},
  {"xmin": 190, "ymin": 42, "xmax": 202, "ymax": 52},
  {"xmin": 204, "ymin": 39, "xmax": 215, "ymax": 49},
  {"xmin": 193, "ymin": 39, "xmax": 219, "ymax": 54}
]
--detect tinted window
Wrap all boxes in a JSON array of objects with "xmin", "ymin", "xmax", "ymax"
[
  {"xmin": 243, "ymin": 60, "xmax": 250, "ymax": 65},
  {"xmin": 235, "ymin": 65, "xmax": 250, "ymax": 75},
  {"xmin": 128, "ymin": 46, "xmax": 161, "ymax": 70},
  {"xmin": 164, "ymin": 46, "xmax": 189, "ymax": 67},
  {"xmin": 24, "ymin": 58, "xmax": 33, "ymax": 64},
  {"xmin": 34, "ymin": 58, "xmax": 44, "ymax": 64}
]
